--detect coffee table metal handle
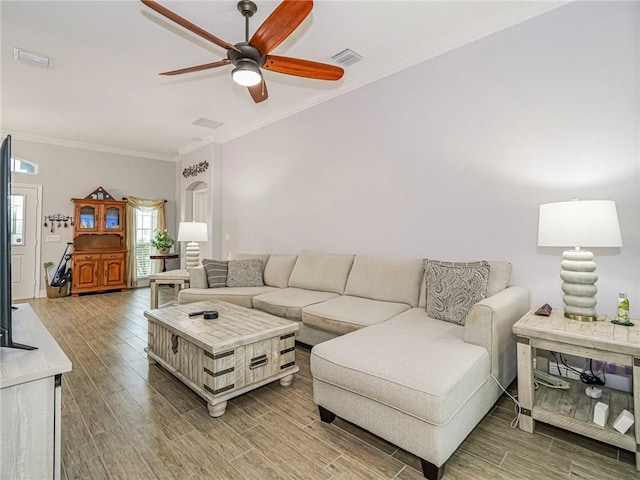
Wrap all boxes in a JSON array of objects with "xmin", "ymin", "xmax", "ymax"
[
  {"xmin": 171, "ymin": 334, "xmax": 179, "ymax": 354},
  {"xmin": 250, "ymin": 354, "xmax": 268, "ymax": 370}
]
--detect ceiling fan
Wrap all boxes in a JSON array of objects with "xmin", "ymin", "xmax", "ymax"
[{"xmin": 141, "ymin": 0, "xmax": 344, "ymax": 103}]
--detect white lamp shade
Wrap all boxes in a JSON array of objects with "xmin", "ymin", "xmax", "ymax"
[
  {"xmin": 177, "ymin": 222, "xmax": 208, "ymax": 242},
  {"xmin": 538, "ymin": 200, "xmax": 622, "ymax": 248}
]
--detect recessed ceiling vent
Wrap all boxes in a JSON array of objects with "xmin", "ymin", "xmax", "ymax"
[
  {"xmin": 191, "ymin": 118, "xmax": 223, "ymax": 130},
  {"xmin": 13, "ymin": 48, "xmax": 53, "ymax": 69},
  {"xmin": 331, "ymin": 48, "xmax": 363, "ymax": 67}
]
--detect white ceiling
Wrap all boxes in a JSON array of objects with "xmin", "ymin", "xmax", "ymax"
[{"xmin": 1, "ymin": 1, "xmax": 566, "ymax": 161}]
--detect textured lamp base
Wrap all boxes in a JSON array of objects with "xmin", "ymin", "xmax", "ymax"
[
  {"xmin": 560, "ymin": 249, "xmax": 598, "ymax": 321},
  {"xmin": 185, "ymin": 242, "xmax": 200, "ymax": 270}
]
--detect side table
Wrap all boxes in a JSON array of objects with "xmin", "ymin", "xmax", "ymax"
[
  {"xmin": 513, "ymin": 307, "xmax": 640, "ymax": 471},
  {"xmin": 150, "ymin": 254, "xmax": 179, "ymax": 273},
  {"xmin": 149, "ymin": 269, "xmax": 190, "ymax": 309}
]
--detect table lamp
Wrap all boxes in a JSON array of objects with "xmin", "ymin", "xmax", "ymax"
[
  {"xmin": 177, "ymin": 221, "xmax": 208, "ymax": 270},
  {"xmin": 537, "ymin": 199, "xmax": 622, "ymax": 321}
]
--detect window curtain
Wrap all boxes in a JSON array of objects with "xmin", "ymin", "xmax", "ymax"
[{"xmin": 126, "ymin": 197, "xmax": 166, "ymax": 287}]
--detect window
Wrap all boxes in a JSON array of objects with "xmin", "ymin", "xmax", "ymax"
[
  {"xmin": 11, "ymin": 156, "xmax": 38, "ymax": 174},
  {"xmin": 10, "ymin": 194, "xmax": 25, "ymax": 245},
  {"xmin": 135, "ymin": 208, "xmax": 158, "ymax": 277}
]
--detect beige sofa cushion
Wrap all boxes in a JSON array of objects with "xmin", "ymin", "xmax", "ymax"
[
  {"xmin": 177, "ymin": 286, "xmax": 278, "ymax": 309},
  {"xmin": 310, "ymin": 312, "xmax": 490, "ymax": 426},
  {"xmin": 288, "ymin": 250, "xmax": 354, "ymax": 294},
  {"xmin": 345, "ymin": 256, "xmax": 423, "ymax": 307},
  {"xmin": 302, "ymin": 295, "xmax": 411, "ymax": 336},
  {"xmin": 264, "ymin": 254, "xmax": 297, "ymax": 288},
  {"xmin": 252, "ymin": 288, "xmax": 339, "ymax": 321},
  {"xmin": 486, "ymin": 261, "xmax": 512, "ymax": 297}
]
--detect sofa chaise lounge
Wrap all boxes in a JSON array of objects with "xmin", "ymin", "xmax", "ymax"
[{"xmin": 177, "ymin": 250, "xmax": 530, "ymax": 479}]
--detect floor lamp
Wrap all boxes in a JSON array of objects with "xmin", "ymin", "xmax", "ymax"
[
  {"xmin": 537, "ymin": 199, "xmax": 622, "ymax": 321},
  {"xmin": 177, "ymin": 222, "xmax": 208, "ymax": 270}
]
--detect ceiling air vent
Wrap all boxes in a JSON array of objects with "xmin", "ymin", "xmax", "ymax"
[
  {"xmin": 13, "ymin": 48, "xmax": 53, "ymax": 69},
  {"xmin": 331, "ymin": 48, "xmax": 363, "ymax": 67},
  {"xmin": 191, "ymin": 118, "xmax": 223, "ymax": 130}
]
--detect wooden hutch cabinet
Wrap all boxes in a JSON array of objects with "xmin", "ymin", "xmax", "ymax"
[{"xmin": 71, "ymin": 187, "xmax": 127, "ymax": 296}]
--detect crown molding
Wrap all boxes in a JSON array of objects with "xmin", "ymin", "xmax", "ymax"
[
  {"xmin": 3, "ymin": 131, "xmax": 176, "ymax": 162},
  {"xmin": 8, "ymin": 1, "xmax": 570, "ymax": 161},
  {"xmin": 176, "ymin": 136, "xmax": 216, "ymax": 156}
]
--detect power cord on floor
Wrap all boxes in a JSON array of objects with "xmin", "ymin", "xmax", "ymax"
[
  {"xmin": 533, "ymin": 379, "xmax": 569, "ymax": 389},
  {"xmin": 490, "ymin": 374, "xmax": 521, "ymax": 429}
]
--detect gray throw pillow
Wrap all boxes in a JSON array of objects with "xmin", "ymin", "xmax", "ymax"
[
  {"xmin": 227, "ymin": 259, "xmax": 264, "ymax": 287},
  {"xmin": 425, "ymin": 259, "xmax": 490, "ymax": 326},
  {"xmin": 202, "ymin": 259, "xmax": 228, "ymax": 288}
]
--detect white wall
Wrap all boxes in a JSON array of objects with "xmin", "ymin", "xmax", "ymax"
[
  {"xmin": 11, "ymin": 140, "xmax": 176, "ymax": 294},
  {"xmin": 220, "ymin": 2, "xmax": 639, "ymax": 316},
  {"xmin": 177, "ymin": 143, "xmax": 223, "ymax": 266}
]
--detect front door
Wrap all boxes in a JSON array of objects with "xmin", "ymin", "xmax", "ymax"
[{"xmin": 11, "ymin": 184, "xmax": 41, "ymax": 300}]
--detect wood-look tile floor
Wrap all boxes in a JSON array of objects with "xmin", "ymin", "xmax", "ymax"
[{"xmin": 26, "ymin": 288, "xmax": 639, "ymax": 480}]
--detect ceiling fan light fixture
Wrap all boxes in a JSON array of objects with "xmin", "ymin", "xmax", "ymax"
[{"xmin": 232, "ymin": 58, "xmax": 262, "ymax": 87}]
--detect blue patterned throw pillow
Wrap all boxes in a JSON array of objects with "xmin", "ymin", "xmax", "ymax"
[
  {"xmin": 424, "ymin": 259, "xmax": 490, "ymax": 325},
  {"xmin": 227, "ymin": 259, "xmax": 264, "ymax": 287}
]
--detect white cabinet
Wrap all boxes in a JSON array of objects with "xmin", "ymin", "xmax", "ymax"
[{"xmin": 0, "ymin": 304, "xmax": 72, "ymax": 479}]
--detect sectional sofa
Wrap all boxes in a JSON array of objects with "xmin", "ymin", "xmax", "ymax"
[{"xmin": 177, "ymin": 250, "xmax": 530, "ymax": 479}]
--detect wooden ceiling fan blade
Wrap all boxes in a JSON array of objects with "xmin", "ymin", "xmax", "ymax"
[
  {"xmin": 249, "ymin": 0, "xmax": 313, "ymax": 56},
  {"xmin": 263, "ymin": 55, "xmax": 344, "ymax": 81},
  {"xmin": 248, "ymin": 79, "xmax": 268, "ymax": 103},
  {"xmin": 159, "ymin": 59, "xmax": 231, "ymax": 76},
  {"xmin": 141, "ymin": 0, "xmax": 240, "ymax": 52}
]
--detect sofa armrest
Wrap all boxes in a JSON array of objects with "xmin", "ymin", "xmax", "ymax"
[
  {"xmin": 464, "ymin": 286, "xmax": 530, "ymax": 387},
  {"xmin": 189, "ymin": 265, "xmax": 209, "ymax": 289}
]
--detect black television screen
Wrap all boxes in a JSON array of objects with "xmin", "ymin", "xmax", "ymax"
[{"xmin": 1, "ymin": 134, "xmax": 36, "ymax": 350}]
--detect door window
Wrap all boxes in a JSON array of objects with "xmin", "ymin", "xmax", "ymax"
[
  {"xmin": 11, "ymin": 157, "xmax": 38, "ymax": 174},
  {"xmin": 10, "ymin": 194, "xmax": 25, "ymax": 245}
]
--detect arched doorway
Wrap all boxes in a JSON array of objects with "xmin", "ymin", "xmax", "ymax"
[{"xmin": 184, "ymin": 181, "xmax": 210, "ymax": 260}]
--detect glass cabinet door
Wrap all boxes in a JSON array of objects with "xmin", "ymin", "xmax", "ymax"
[
  {"xmin": 104, "ymin": 206, "xmax": 121, "ymax": 230},
  {"xmin": 78, "ymin": 205, "xmax": 97, "ymax": 230}
]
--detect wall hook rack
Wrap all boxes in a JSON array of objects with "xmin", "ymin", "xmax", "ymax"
[{"xmin": 44, "ymin": 214, "xmax": 73, "ymax": 233}]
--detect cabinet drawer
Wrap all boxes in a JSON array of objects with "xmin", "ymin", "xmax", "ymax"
[
  {"xmin": 76, "ymin": 253, "xmax": 99, "ymax": 261},
  {"xmin": 101, "ymin": 252, "xmax": 125, "ymax": 260}
]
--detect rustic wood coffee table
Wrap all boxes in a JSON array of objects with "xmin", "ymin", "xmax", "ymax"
[{"xmin": 144, "ymin": 300, "xmax": 298, "ymax": 417}]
